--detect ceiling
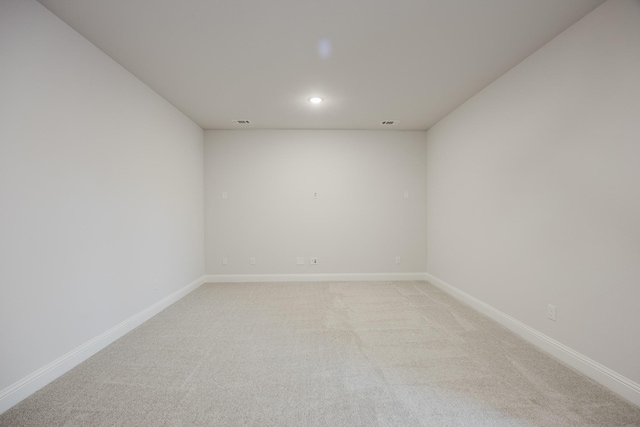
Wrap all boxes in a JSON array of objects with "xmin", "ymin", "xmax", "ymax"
[{"xmin": 37, "ymin": 0, "xmax": 605, "ymax": 130}]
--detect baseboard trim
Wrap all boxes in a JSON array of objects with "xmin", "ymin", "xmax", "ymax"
[
  {"xmin": 424, "ymin": 272, "xmax": 640, "ymax": 407},
  {"xmin": 203, "ymin": 272, "xmax": 429, "ymax": 283},
  {"xmin": 0, "ymin": 275, "xmax": 206, "ymax": 415}
]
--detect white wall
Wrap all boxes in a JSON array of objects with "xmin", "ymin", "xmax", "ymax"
[
  {"xmin": 205, "ymin": 130, "xmax": 427, "ymax": 277},
  {"xmin": 426, "ymin": 0, "xmax": 640, "ymax": 386},
  {"xmin": 0, "ymin": 0, "xmax": 204, "ymax": 400}
]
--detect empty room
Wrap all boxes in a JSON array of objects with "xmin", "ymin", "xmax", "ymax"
[{"xmin": 1, "ymin": 0, "xmax": 639, "ymax": 425}]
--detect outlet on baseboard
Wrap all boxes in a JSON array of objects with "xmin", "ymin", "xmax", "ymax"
[
  {"xmin": 250, "ymin": 257, "xmax": 256, "ymax": 265},
  {"xmin": 547, "ymin": 304, "xmax": 557, "ymax": 321},
  {"xmin": 222, "ymin": 257, "xmax": 228, "ymax": 266},
  {"xmin": 395, "ymin": 256, "xmax": 401, "ymax": 265},
  {"xmin": 310, "ymin": 257, "xmax": 318, "ymax": 265},
  {"xmin": 296, "ymin": 257, "xmax": 305, "ymax": 265}
]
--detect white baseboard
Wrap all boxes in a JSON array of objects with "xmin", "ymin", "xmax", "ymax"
[
  {"xmin": 203, "ymin": 272, "xmax": 428, "ymax": 283},
  {"xmin": 424, "ymin": 272, "xmax": 640, "ymax": 407},
  {"xmin": 0, "ymin": 275, "xmax": 206, "ymax": 415}
]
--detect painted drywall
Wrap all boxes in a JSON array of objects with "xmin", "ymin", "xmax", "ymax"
[
  {"xmin": 205, "ymin": 130, "xmax": 427, "ymax": 276},
  {"xmin": 426, "ymin": 0, "xmax": 640, "ymax": 385},
  {"xmin": 0, "ymin": 0, "xmax": 204, "ymax": 395}
]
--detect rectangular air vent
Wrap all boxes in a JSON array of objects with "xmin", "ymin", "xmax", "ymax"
[
  {"xmin": 381, "ymin": 120, "xmax": 399, "ymax": 125},
  {"xmin": 232, "ymin": 120, "xmax": 251, "ymax": 124}
]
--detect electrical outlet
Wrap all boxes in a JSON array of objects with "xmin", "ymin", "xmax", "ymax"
[
  {"xmin": 250, "ymin": 257, "xmax": 256, "ymax": 265},
  {"xmin": 547, "ymin": 304, "xmax": 556, "ymax": 321},
  {"xmin": 152, "ymin": 278, "xmax": 160, "ymax": 291},
  {"xmin": 395, "ymin": 256, "xmax": 401, "ymax": 264},
  {"xmin": 310, "ymin": 257, "xmax": 318, "ymax": 265},
  {"xmin": 296, "ymin": 257, "xmax": 305, "ymax": 265},
  {"xmin": 222, "ymin": 191, "xmax": 228, "ymax": 199},
  {"xmin": 222, "ymin": 257, "xmax": 228, "ymax": 265},
  {"xmin": 313, "ymin": 192, "xmax": 318, "ymax": 199}
]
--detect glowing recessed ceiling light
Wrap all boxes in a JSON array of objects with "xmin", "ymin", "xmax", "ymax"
[{"xmin": 309, "ymin": 97, "xmax": 323, "ymax": 104}]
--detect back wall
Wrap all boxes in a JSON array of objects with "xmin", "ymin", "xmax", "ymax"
[{"xmin": 204, "ymin": 130, "xmax": 427, "ymax": 277}]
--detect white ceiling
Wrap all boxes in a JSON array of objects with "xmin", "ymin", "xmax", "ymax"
[{"xmin": 37, "ymin": 0, "xmax": 605, "ymax": 130}]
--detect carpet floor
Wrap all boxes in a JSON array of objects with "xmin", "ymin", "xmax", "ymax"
[{"xmin": 1, "ymin": 281, "xmax": 639, "ymax": 426}]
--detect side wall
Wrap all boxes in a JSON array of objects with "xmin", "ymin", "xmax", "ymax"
[
  {"xmin": 0, "ymin": 0, "xmax": 205, "ymax": 409},
  {"xmin": 204, "ymin": 130, "xmax": 427, "ymax": 278},
  {"xmin": 426, "ymin": 0, "xmax": 640, "ymax": 390}
]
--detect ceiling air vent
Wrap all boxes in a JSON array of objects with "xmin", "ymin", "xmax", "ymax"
[
  {"xmin": 232, "ymin": 120, "xmax": 251, "ymax": 124},
  {"xmin": 381, "ymin": 120, "xmax": 399, "ymax": 125}
]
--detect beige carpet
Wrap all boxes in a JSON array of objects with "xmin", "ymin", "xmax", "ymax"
[{"xmin": 2, "ymin": 281, "xmax": 639, "ymax": 426}]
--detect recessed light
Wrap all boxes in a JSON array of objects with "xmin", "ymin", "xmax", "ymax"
[{"xmin": 309, "ymin": 97, "xmax": 323, "ymax": 104}]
